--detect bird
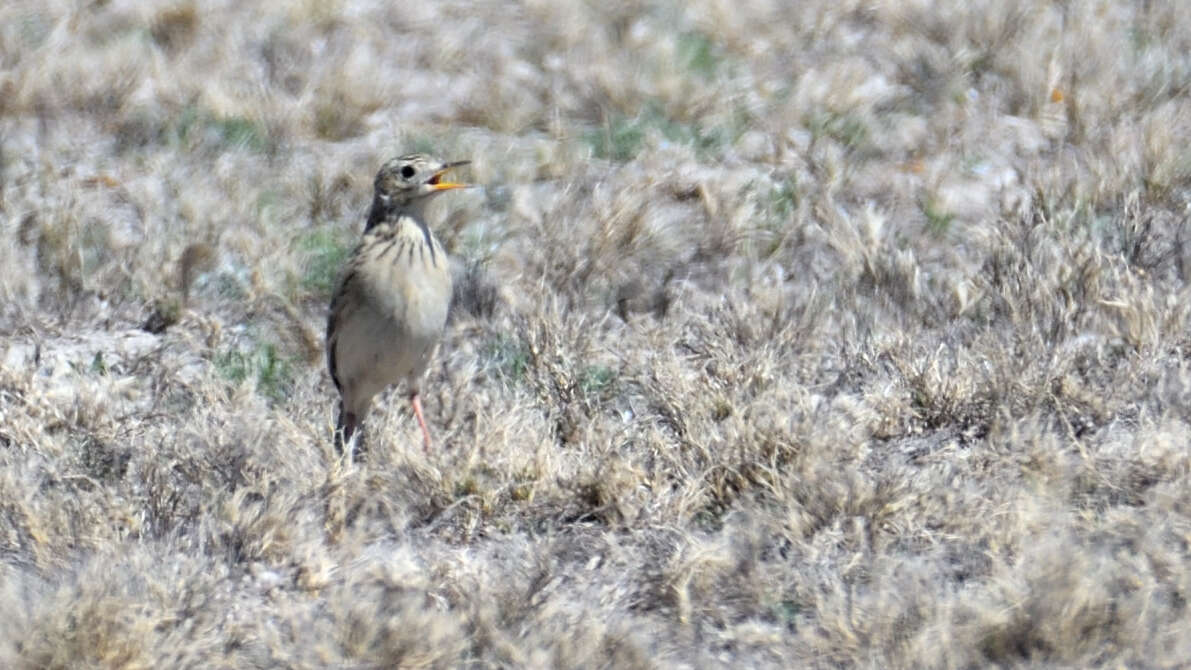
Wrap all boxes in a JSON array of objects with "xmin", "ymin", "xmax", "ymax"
[{"xmin": 325, "ymin": 153, "xmax": 469, "ymax": 457}]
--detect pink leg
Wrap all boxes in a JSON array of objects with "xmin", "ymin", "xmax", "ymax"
[{"xmin": 410, "ymin": 392, "xmax": 433, "ymax": 452}]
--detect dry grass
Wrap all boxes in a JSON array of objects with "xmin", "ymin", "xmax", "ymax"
[{"xmin": 2, "ymin": 1, "xmax": 1191, "ymax": 667}]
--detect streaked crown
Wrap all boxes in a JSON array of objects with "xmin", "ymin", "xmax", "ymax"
[
  {"xmin": 365, "ymin": 153, "xmax": 471, "ymax": 231},
  {"xmin": 374, "ymin": 153, "xmax": 469, "ymax": 202}
]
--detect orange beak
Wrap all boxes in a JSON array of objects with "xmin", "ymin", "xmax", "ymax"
[{"xmin": 428, "ymin": 160, "xmax": 470, "ymax": 190}]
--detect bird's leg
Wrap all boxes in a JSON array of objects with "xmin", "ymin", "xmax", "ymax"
[
  {"xmin": 334, "ymin": 404, "xmax": 352, "ymax": 453},
  {"xmin": 335, "ymin": 405, "xmax": 364, "ymax": 460},
  {"xmin": 410, "ymin": 391, "xmax": 433, "ymax": 452}
]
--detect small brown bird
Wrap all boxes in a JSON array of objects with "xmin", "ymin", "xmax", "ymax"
[{"xmin": 326, "ymin": 154, "xmax": 469, "ymax": 456}]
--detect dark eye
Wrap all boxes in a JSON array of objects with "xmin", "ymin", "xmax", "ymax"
[{"xmin": 400, "ymin": 165, "xmax": 416, "ymax": 179}]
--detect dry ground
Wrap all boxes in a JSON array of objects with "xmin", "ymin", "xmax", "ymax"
[{"xmin": 2, "ymin": 1, "xmax": 1191, "ymax": 668}]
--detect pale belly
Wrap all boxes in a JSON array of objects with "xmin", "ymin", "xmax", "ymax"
[{"xmin": 333, "ymin": 246, "xmax": 452, "ymax": 413}]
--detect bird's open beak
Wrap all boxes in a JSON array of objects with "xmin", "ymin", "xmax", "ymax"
[{"xmin": 428, "ymin": 161, "xmax": 471, "ymax": 190}]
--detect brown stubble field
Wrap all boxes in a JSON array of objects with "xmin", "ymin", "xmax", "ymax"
[{"xmin": 2, "ymin": 1, "xmax": 1191, "ymax": 667}]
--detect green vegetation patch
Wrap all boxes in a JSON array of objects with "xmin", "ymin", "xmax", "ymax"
[
  {"xmin": 482, "ymin": 333, "xmax": 530, "ymax": 386},
  {"xmin": 578, "ymin": 364, "xmax": 616, "ymax": 397},
  {"xmin": 585, "ymin": 102, "xmax": 738, "ymax": 162},
  {"xmin": 297, "ymin": 229, "xmax": 353, "ymax": 296},
  {"xmin": 922, "ymin": 198, "xmax": 956, "ymax": 236},
  {"xmin": 214, "ymin": 341, "xmax": 296, "ymax": 405},
  {"xmin": 805, "ymin": 110, "xmax": 871, "ymax": 152},
  {"xmin": 171, "ymin": 105, "xmax": 272, "ymax": 152},
  {"xmin": 677, "ymin": 30, "xmax": 722, "ymax": 79}
]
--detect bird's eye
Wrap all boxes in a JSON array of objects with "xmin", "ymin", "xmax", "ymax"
[{"xmin": 400, "ymin": 165, "xmax": 416, "ymax": 179}]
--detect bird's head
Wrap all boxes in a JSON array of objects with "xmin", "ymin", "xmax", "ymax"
[{"xmin": 374, "ymin": 153, "xmax": 470, "ymax": 207}]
